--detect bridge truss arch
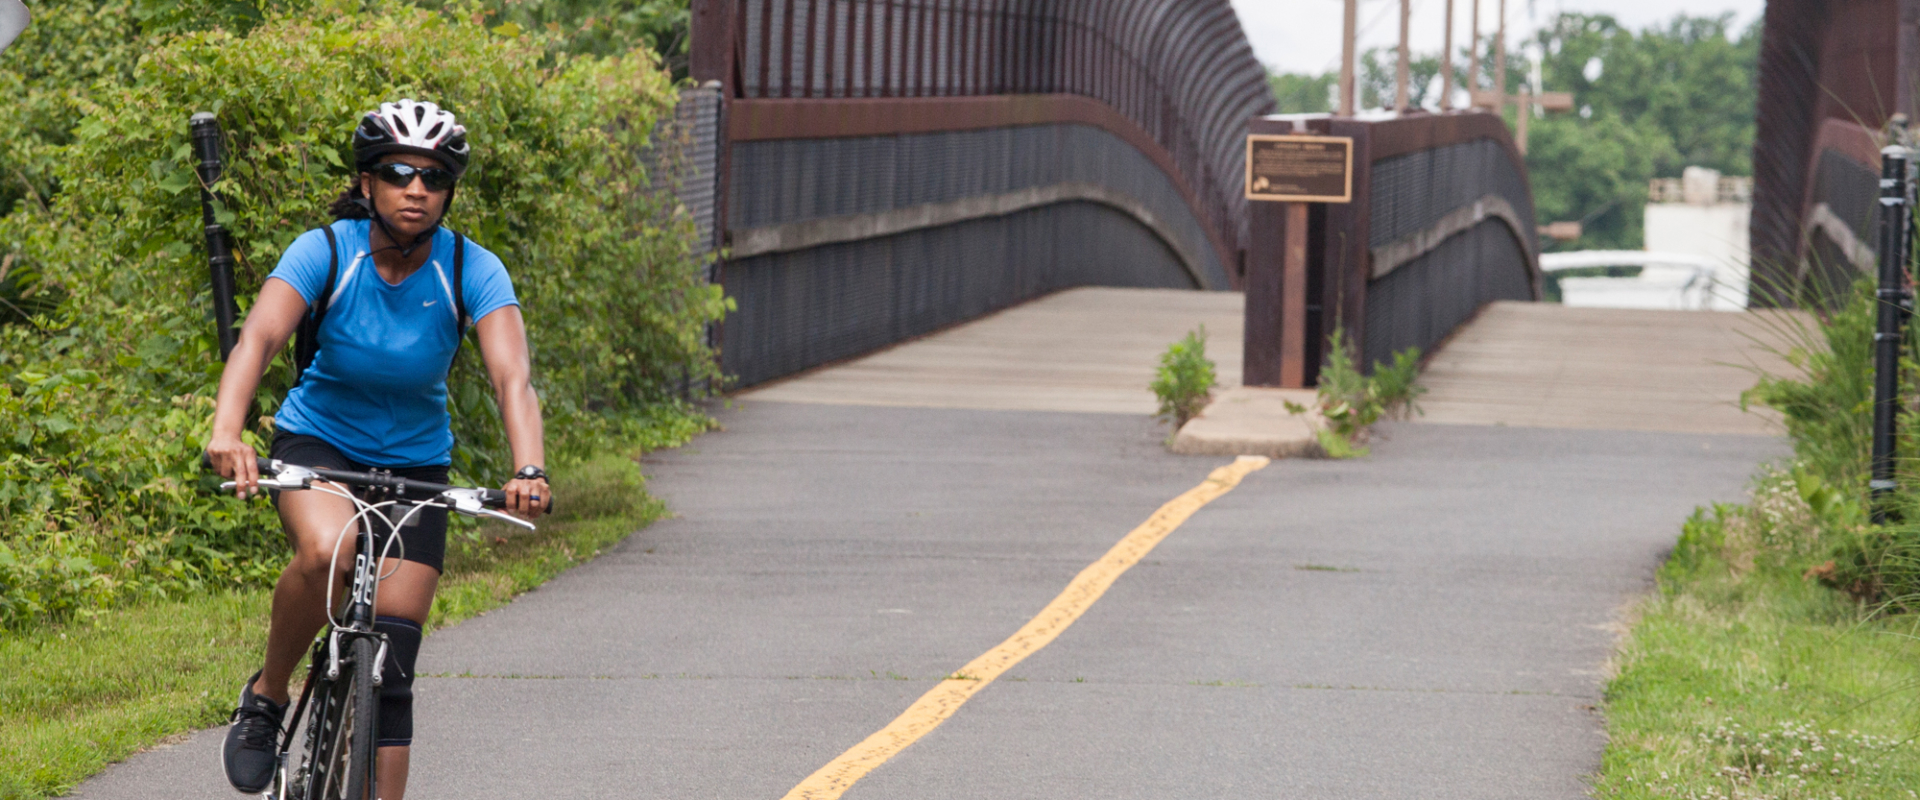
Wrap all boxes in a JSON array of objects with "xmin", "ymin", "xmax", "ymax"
[{"xmin": 690, "ymin": 0, "xmax": 1275, "ymax": 386}]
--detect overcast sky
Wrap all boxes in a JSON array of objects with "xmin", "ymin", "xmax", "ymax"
[{"xmin": 1230, "ymin": 0, "xmax": 1766, "ymax": 76}]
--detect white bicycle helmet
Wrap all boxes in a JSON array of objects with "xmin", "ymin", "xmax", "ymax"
[{"xmin": 352, "ymin": 99, "xmax": 469, "ymax": 177}]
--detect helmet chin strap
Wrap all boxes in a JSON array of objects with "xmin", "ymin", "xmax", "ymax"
[{"xmin": 360, "ymin": 192, "xmax": 444, "ymax": 258}]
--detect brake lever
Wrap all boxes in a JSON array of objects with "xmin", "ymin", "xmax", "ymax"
[
  {"xmin": 477, "ymin": 508, "xmax": 538, "ymax": 532},
  {"xmin": 441, "ymin": 489, "xmax": 538, "ymax": 531},
  {"xmin": 217, "ymin": 463, "xmax": 319, "ymax": 494}
]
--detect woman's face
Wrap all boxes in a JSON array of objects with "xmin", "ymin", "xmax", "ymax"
[{"xmin": 360, "ymin": 153, "xmax": 451, "ymax": 241}]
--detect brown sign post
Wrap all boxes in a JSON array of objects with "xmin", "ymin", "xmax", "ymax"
[{"xmin": 1244, "ymin": 134, "xmax": 1354, "ymax": 388}]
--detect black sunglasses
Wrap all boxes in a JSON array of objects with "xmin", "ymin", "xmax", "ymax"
[{"xmin": 371, "ymin": 162, "xmax": 457, "ymax": 192}]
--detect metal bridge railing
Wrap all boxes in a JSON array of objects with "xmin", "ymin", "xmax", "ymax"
[{"xmin": 725, "ymin": 0, "xmax": 1273, "ymax": 259}]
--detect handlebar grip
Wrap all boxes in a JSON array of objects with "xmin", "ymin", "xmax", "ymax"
[{"xmin": 476, "ymin": 488, "xmax": 556, "ymax": 514}]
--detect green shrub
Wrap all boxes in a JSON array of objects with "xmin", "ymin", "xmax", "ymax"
[
  {"xmin": 1741, "ymin": 279, "xmax": 1876, "ymax": 490},
  {"xmin": 0, "ymin": 3, "xmax": 721, "ymax": 629},
  {"xmin": 1733, "ymin": 278, "xmax": 1920, "ymax": 609},
  {"xmin": 1286, "ymin": 328, "xmax": 1425, "ymax": 458},
  {"xmin": 1151, "ymin": 326, "xmax": 1216, "ymax": 432},
  {"xmin": 0, "ymin": 0, "xmax": 692, "ymax": 220}
]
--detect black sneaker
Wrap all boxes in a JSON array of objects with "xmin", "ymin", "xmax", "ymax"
[{"xmin": 222, "ymin": 671, "xmax": 286, "ymax": 794}]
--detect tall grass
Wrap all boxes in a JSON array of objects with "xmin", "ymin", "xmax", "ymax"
[{"xmin": 1595, "ymin": 269, "xmax": 1920, "ymax": 799}]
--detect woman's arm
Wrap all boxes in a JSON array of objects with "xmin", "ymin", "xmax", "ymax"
[
  {"xmin": 474, "ymin": 306, "xmax": 549, "ymax": 517},
  {"xmin": 206, "ymin": 278, "xmax": 308, "ymax": 497}
]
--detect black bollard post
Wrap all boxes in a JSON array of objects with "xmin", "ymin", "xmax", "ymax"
[
  {"xmin": 1871, "ymin": 144, "xmax": 1913, "ymax": 524},
  {"xmin": 191, "ymin": 112, "xmax": 240, "ymax": 361}
]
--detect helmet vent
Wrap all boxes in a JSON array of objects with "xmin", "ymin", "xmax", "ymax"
[{"xmin": 354, "ymin": 99, "xmax": 471, "ymax": 177}]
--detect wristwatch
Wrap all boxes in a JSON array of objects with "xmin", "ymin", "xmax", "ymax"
[{"xmin": 514, "ymin": 465, "xmax": 549, "ymax": 482}]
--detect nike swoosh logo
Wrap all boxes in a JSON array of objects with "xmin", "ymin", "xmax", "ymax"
[{"xmin": 422, "ymin": 300, "xmax": 437, "ymax": 307}]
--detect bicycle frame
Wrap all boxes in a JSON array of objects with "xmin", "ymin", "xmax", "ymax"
[
  {"xmin": 220, "ymin": 458, "xmax": 535, "ymax": 800},
  {"xmin": 267, "ymin": 481, "xmax": 396, "ymax": 800}
]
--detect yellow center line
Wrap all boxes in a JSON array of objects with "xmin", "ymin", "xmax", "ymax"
[{"xmin": 780, "ymin": 455, "xmax": 1272, "ymax": 800}]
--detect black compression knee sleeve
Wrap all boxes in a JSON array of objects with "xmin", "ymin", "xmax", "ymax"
[{"xmin": 373, "ymin": 616, "xmax": 422, "ymax": 748}]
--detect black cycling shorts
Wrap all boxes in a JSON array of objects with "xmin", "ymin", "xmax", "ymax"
[{"xmin": 269, "ymin": 431, "xmax": 449, "ymax": 573}]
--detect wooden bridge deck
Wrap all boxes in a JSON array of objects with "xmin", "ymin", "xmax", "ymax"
[
  {"xmin": 1417, "ymin": 302, "xmax": 1800, "ymax": 436},
  {"xmin": 739, "ymin": 291, "xmax": 1803, "ymax": 438},
  {"xmin": 739, "ymin": 288, "xmax": 1243, "ymax": 415}
]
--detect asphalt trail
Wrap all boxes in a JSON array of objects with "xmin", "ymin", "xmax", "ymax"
[{"xmin": 68, "ymin": 402, "xmax": 1784, "ymax": 799}]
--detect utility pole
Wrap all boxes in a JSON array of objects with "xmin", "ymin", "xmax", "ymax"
[
  {"xmin": 1471, "ymin": 19, "xmax": 1574, "ymax": 155},
  {"xmin": 1469, "ymin": 0, "xmax": 1481, "ymax": 106},
  {"xmin": 1441, "ymin": 0, "xmax": 1455, "ymax": 110},
  {"xmin": 1494, "ymin": 0, "xmax": 1507, "ymax": 106},
  {"xmin": 1340, "ymin": 0, "xmax": 1357, "ymax": 116},
  {"xmin": 1396, "ymin": 0, "xmax": 1411, "ymax": 112}
]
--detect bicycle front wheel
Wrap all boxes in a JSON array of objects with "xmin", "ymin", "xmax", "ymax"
[{"xmin": 308, "ymin": 636, "xmax": 379, "ymax": 800}]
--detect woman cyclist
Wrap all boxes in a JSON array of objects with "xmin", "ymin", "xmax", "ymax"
[{"xmin": 204, "ymin": 99, "xmax": 551, "ymax": 798}]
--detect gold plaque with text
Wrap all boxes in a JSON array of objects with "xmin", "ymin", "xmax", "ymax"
[{"xmin": 1245, "ymin": 135, "xmax": 1354, "ymax": 203}]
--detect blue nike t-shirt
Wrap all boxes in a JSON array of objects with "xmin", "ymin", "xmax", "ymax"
[{"xmin": 269, "ymin": 219, "xmax": 519, "ymax": 467}]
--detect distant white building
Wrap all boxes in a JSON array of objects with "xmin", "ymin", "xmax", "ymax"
[
  {"xmin": 1545, "ymin": 166, "xmax": 1753, "ymax": 311},
  {"xmin": 1643, "ymin": 166, "xmax": 1752, "ymax": 310}
]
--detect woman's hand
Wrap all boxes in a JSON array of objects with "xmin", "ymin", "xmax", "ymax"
[
  {"xmin": 206, "ymin": 278, "xmax": 305, "ymax": 501},
  {"xmin": 503, "ymin": 476, "xmax": 550, "ymax": 519},
  {"xmin": 206, "ymin": 435, "xmax": 261, "ymax": 499}
]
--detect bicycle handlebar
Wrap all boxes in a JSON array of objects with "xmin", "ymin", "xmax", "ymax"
[{"xmin": 203, "ymin": 454, "xmax": 545, "ymax": 529}]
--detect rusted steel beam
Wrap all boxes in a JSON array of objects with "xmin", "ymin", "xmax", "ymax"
[
  {"xmin": 730, "ymin": 93, "xmax": 1235, "ymax": 282},
  {"xmin": 690, "ymin": 0, "xmax": 739, "ymax": 94},
  {"xmin": 802, "ymin": 0, "xmax": 817, "ymax": 97},
  {"xmin": 824, "ymin": 0, "xmax": 839, "ymax": 96},
  {"xmin": 780, "ymin": 0, "xmax": 796, "ymax": 97},
  {"xmin": 1362, "ymin": 112, "xmax": 1528, "ymax": 178},
  {"xmin": 914, "ymin": 0, "xmax": 928, "ymax": 96},
  {"xmin": 757, "ymin": 0, "xmax": 774, "ymax": 96},
  {"xmin": 713, "ymin": 0, "xmax": 1276, "ymax": 292}
]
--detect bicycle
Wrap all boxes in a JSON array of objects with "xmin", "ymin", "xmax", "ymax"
[{"xmin": 215, "ymin": 456, "xmax": 535, "ymax": 800}]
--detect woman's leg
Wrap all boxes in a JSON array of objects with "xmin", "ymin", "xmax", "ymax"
[
  {"xmin": 253, "ymin": 485, "xmax": 362, "ymax": 703},
  {"xmin": 372, "ymin": 558, "xmax": 440, "ymax": 800}
]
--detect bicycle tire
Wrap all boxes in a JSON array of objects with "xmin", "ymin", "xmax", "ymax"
[
  {"xmin": 339, "ymin": 636, "xmax": 379, "ymax": 800},
  {"xmin": 303, "ymin": 636, "xmax": 379, "ymax": 800}
]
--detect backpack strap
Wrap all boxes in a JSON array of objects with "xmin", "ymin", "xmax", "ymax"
[
  {"xmin": 293, "ymin": 225, "xmax": 341, "ymax": 385},
  {"xmin": 451, "ymin": 231, "xmax": 471, "ymax": 353}
]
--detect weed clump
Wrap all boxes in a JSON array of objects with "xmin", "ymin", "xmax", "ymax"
[
  {"xmin": 1151, "ymin": 326, "xmax": 1217, "ymax": 432},
  {"xmin": 1284, "ymin": 328, "xmax": 1425, "ymax": 458}
]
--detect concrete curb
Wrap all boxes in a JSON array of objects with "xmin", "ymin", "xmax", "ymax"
[{"xmin": 1169, "ymin": 386, "xmax": 1325, "ymax": 459}]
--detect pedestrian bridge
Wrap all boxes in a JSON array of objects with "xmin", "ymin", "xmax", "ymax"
[{"xmin": 743, "ymin": 286, "xmax": 1797, "ymax": 438}]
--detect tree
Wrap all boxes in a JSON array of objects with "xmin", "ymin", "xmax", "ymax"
[
  {"xmin": 1530, "ymin": 12, "xmax": 1757, "ymax": 178},
  {"xmin": 1527, "ymin": 115, "xmax": 1677, "ymax": 250},
  {"xmin": 1521, "ymin": 12, "xmax": 1758, "ymax": 249},
  {"xmin": 1269, "ymin": 70, "xmax": 1334, "ymax": 114},
  {"xmin": 1358, "ymin": 46, "xmax": 1441, "ymax": 110}
]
